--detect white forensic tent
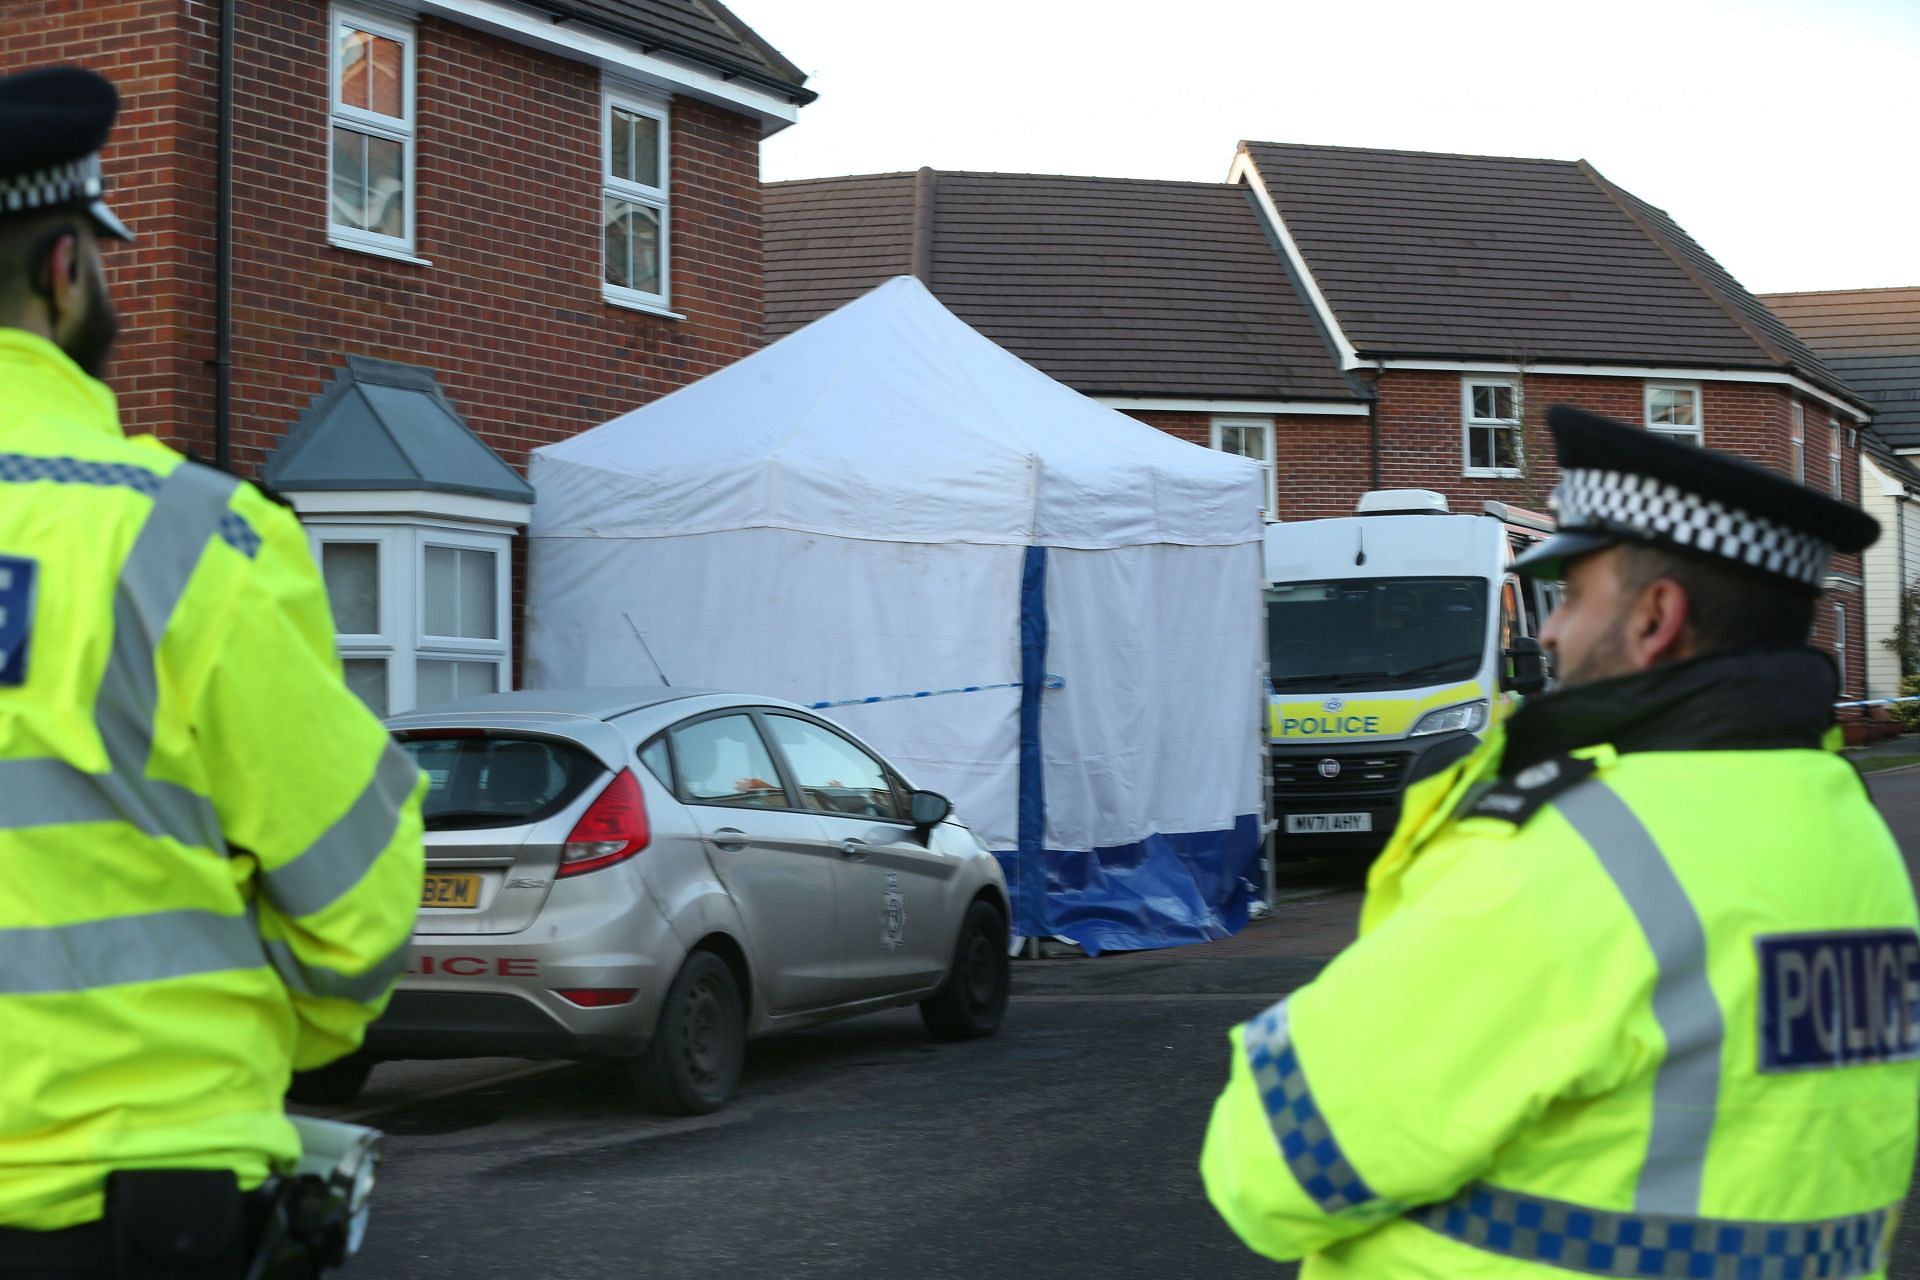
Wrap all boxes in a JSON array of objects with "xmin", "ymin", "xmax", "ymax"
[{"xmin": 525, "ymin": 277, "xmax": 1266, "ymax": 953}]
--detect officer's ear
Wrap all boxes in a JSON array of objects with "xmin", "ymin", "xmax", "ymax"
[
  {"xmin": 31, "ymin": 223, "xmax": 82, "ymax": 308},
  {"xmin": 1625, "ymin": 575, "xmax": 1695, "ymax": 670}
]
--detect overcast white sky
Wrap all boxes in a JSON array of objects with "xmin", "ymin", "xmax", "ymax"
[{"xmin": 744, "ymin": 0, "xmax": 1916, "ymax": 296}]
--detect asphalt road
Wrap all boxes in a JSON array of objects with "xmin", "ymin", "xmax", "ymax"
[{"xmin": 310, "ymin": 765, "xmax": 1920, "ymax": 1279}]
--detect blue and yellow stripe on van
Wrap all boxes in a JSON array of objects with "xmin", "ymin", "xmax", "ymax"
[{"xmin": 1268, "ymin": 681, "xmax": 1488, "ymax": 742}]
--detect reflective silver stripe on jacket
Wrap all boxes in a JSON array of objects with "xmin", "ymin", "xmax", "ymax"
[
  {"xmin": 0, "ymin": 462, "xmax": 273, "ymax": 993},
  {"xmin": 263, "ymin": 741, "xmax": 421, "ymax": 918},
  {"xmin": 1554, "ymin": 778, "xmax": 1725, "ymax": 1213},
  {"xmin": 0, "ymin": 910, "xmax": 263, "ymax": 994},
  {"xmin": 0, "ymin": 460, "xmax": 256, "ymax": 843},
  {"xmin": 1408, "ymin": 1181, "xmax": 1894, "ymax": 1279}
]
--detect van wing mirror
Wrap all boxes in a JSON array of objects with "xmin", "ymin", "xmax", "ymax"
[{"xmin": 1502, "ymin": 636, "xmax": 1549, "ymax": 696}]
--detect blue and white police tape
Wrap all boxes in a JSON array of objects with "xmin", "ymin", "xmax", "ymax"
[
  {"xmin": 1836, "ymin": 695, "xmax": 1920, "ymax": 709},
  {"xmin": 808, "ymin": 675, "xmax": 1065, "ymax": 711}
]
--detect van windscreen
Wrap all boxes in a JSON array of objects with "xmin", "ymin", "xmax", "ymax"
[{"xmin": 1267, "ymin": 576, "xmax": 1488, "ymax": 693}]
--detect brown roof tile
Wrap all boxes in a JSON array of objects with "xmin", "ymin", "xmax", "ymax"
[
  {"xmin": 764, "ymin": 170, "xmax": 1357, "ymax": 403},
  {"xmin": 1763, "ymin": 288, "xmax": 1920, "ymax": 449},
  {"xmin": 1240, "ymin": 142, "xmax": 1864, "ymax": 409}
]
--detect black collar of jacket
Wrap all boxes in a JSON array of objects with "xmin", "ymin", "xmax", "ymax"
[{"xmin": 1500, "ymin": 647, "xmax": 1839, "ymax": 779}]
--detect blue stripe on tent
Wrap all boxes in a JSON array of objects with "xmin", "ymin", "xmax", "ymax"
[
  {"xmin": 992, "ymin": 814, "xmax": 1264, "ymax": 957},
  {"xmin": 1016, "ymin": 545, "xmax": 1050, "ymax": 940}
]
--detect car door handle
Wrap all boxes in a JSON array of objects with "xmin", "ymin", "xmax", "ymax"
[
  {"xmin": 707, "ymin": 827, "xmax": 749, "ymax": 852},
  {"xmin": 840, "ymin": 838, "xmax": 869, "ymax": 860}
]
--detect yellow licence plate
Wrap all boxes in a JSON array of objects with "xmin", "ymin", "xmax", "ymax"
[{"xmin": 421, "ymin": 873, "xmax": 482, "ymax": 909}]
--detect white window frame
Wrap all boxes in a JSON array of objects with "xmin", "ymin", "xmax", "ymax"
[
  {"xmin": 1462, "ymin": 378, "xmax": 1522, "ymax": 478},
  {"xmin": 1835, "ymin": 602, "xmax": 1848, "ymax": 690},
  {"xmin": 313, "ymin": 527, "xmax": 404, "ymax": 716},
  {"xmin": 416, "ymin": 529, "xmax": 511, "ymax": 705},
  {"xmin": 1829, "ymin": 419, "xmax": 1843, "ymax": 495},
  {"xmin": 308, "ymin": 519, "xmax": 515, "ymax": 715},
  {"xmin": 602, "ymin": 83, "xmax": 672, "ymax": 314},
  {"xmin": 1644, "ymin": 381, "xmax": 1703, "ymax": 446},
  {"xmin": 327, "ymin": 4, "xmax": 418, "ymax": 259},
  {"xmin": 1210, "ymin": 415, "xmax": 1276, "ymax": 519},
  {"xmin": 1790, "ymin": 401, "xmax": 1805, "ymax": 484}
]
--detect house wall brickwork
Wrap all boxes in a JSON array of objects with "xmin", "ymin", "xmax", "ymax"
[
  {"xmin": 4, "ymin": 0, "xmax": 767, "ymax": 475},
  {"xmin": 1125, "ymin": 373, "xmax": 1870, "ymax": 694}
]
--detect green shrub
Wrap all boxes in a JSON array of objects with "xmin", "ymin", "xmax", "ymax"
[{"xmin": 1897, "ymin": 674, "xmax": 1920, "ymax": 734}]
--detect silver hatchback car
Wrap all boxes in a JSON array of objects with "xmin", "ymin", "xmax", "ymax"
[{"xmin": 291, "ymin": 688, "xmax": 1011, "ymax": 1114}]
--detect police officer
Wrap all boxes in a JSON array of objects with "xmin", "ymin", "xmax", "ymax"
[
  {"xmin": 1202, "ymin": 405, "xmax": 1916, "ymax": 1277},
  {"xmin": 0, "ymin": 67, "xmax": 425, "ymax": 1276}
]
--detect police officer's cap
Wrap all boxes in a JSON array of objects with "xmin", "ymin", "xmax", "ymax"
[
  {"xmin": 0, "ymin": 65, "xmax": 132, "ymax": 242},
  {"xmin": 1513, "ymin": 405, "xmax": 1878, "ymax": 592}
]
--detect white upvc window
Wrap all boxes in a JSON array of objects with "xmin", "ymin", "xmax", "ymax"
[
  {"xmin": 313, "ymin": 522, "xmax": 513, "ymax": 715},
  {"xmin": 1829, "ymin": 419, "xmax": 1843, "ymax": 495},
  {"xmin": 328, "ymin": 5, "xmax": 416, "ymax": 257},
  {"xmin": 602, "ymin": 85, "xmax": 671, "ymax": 313},
  {"xmin": 1462, "ymin": 379, "xmax": 1522, "ymax": 477},
  {"xmin": 1645, "ymin": 382, "xmax": 1703, "ymax": 446},
  {"xmin": 1791, "ymin": 402, "xmax": 1805, "ymax": 483},
  {"xmin": 1835, "ymin": 603, "xmax": 1848, "ymax": 689},
  {"xmin": 1212, "ymin": 416, "xmax": 1276, "ymax": 519}
]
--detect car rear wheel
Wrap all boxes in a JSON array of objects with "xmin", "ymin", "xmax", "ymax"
[
  {"xmin": 286, "ymin": 1053, "xmax": 374, "ymax": 1106},
  {"xmin": 631, "ymin": 950, "xmax": 745, "ymax": 1115},
  {"xmin": 920, "ymin": 899, "xmax": 1009, "ymax": 1040}
]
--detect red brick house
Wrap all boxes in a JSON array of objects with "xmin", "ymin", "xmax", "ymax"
[
  {"xmin": 766, "ymin": 145, "xmax": 1877, "ymax": 696},
  {"xmin": 4, "ymin": 0, "xmax": 810, "ymax": 713}
]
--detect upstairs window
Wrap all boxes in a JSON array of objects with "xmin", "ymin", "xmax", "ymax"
[
  {"xmin": 1645, "ymin": 382, "xmax": 1703, "ymax": 446},
  {"xmin": 1212, "ymin": 416, "xmax": 1276, "ymax": 519},
  {"xmin": 329, "ymin": 6, "xmax": 415, "ymax": 256},
  {"xmin": 1791, "ymin": 402, "xmax": 1805, "ymax": 483},
  {"xmin": 1829, "ymin": 419, "xmax": 1843, "ymax": 494},
  {"xmin": 603, "ymin": 88, "xmax": 670, "ymax": 312},
  {"xmin": 1463, "ymin": 379, "xmax": 1521, "ymax": 476}
]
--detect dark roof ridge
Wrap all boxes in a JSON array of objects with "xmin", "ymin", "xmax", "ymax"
[
  {"xmin": 1761, "ymin": 285, "xmax": 1920, "ymax": 298},
  {"xmin": 693, "ymin": 0, "xmax": 807, "ymax": 84},
  {"xmin": 1576, "ymin": 158, "xmax": 1792, "ymax": 370},
  {"xmin": 768, "ymin": 169, "xmax": 1239, "ymax": 191},
  {"xmin": 1242, "ymin": 139, "xmax": 1579, "ymax": 168}
]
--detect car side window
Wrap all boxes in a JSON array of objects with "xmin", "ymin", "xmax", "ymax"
[
  {"xmin": 670, "ymin": 715, "xmax": 789, "ymax": 809},
  {"xmin": 639, "ymin": 736, "xmax": 673, "ymax": 790},
  {"xmin": 765, "ymin": 715, "xmax": 906, "ymax": 822}
]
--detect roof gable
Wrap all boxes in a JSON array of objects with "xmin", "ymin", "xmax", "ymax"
[
  {"xmin": 764, "ymin": 169, "xmax": 1357, "ymax": 404},
  {"xmin": 1763, "ymin": 288, "xmax": 1920, "ymax": 449},
  {"xmin": 520, "ymin": 0, "xmax": 810, "ymax": 101},
  {"xmin": 1239, "ymin": 141, "xmax": 1864, "ymax": 408}
]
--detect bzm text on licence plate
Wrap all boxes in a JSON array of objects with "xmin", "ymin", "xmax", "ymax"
[
  {"xmin": 1285, "ymin": 812, "xmax": 1372, "ymax": 834},
  {"xmin": 421, "ymin": 873, "xmax": 482, "ymax": 908}
]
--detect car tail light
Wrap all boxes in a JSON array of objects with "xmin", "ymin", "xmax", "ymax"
[
  {"xmin": 556, "ymin": 988, "xmax": 639, "ymax": 1008},
  {"xmin": 558, "ymin": 768, "xmax": 649, "ymax": 877}
]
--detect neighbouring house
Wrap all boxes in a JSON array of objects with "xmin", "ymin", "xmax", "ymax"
[
  {"xmin": 764, "ymin": 170, "xmax": 1369, "ymax": 520},
  {"xmin": 5, "ymin": 0, "xmax": 810, "ymax": 714},
  {"xmin": 1762, "ymin": 288, "xmax": 1920, "ymax": 702},
  {"xmin": 767, "ymin": 144, "xmax": 1878, "ymax": 696}
]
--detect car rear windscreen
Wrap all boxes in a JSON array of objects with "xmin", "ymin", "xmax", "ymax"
[{"xmin": 397, "ymin": 735, "xmax": 605, "ymax": 830}]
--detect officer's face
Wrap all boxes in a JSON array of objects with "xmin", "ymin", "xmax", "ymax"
[{"xmin": 1538, "ymin": 550, "xmax": 1634, "ymax": 689}]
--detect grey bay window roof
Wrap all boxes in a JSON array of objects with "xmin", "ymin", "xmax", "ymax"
[
  {"xmin": 764, "ymin": 169, "xmax": 1359, "ymax": 404},
  {"xmin": 263, "ymin": 356, "xmax": 534, "ymax": 503},
  {"xmin": 1762, "ymin": 288, "xmax": 1920, "ymax": 451},
  {"xmin": 1238, "ymin": 141, "xmax": 1868, "ymax": 413}
]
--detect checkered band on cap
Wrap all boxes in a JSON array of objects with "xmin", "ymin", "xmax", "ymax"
[
  {"xmin": 1555, "ymin": 466, "xmax": 1833, "ymax": 589},
  {"xmin": 0, "ymin": 152, "xmax": 103, "ymax": 216}
]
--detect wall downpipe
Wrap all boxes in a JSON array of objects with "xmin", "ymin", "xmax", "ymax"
[
  {"xmin": 910, "ymin": 166, "xmax": 936, "ymax": 286},
  {"xmin": 213, "ymin": 0, "xmax": 235, "ymax": 469},
  {"xmin": 1369, "ymin": 360, "xmax": 1384, "ymax": 490}
]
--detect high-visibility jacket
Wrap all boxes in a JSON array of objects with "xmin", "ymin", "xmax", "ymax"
[
  {"xmin": 0, "ymin": 329, "xmax": 426, "ymax": 1231},
  {"xmin": 1203, "ymin": 649, "xmax": 1919, "ymax": 1279}
]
